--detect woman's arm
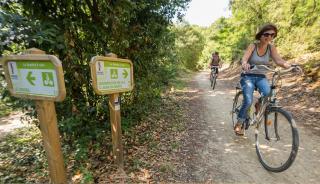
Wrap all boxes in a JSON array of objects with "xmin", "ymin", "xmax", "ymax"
[
  {"xmin": 241, "ymin": 43, "xmax": 255, "ymax": 71},
  {"xmin": 270, "ymin": 45, "xmax": 291, "ymax": 69},
  {"xmin": 208, "ymin": 56, "xmax": 213, "ymax": 68}
]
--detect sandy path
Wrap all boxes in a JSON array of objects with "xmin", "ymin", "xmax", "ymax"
[
  {"xmin": 0, "ymin": 112, "xmax": 27, "ymax": 139},
  {"xmin": 178, "ymin": 71, "xmax": 320, "ymax": 183}
]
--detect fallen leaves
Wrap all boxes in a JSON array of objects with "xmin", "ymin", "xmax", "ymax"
[{"xmin": 0, "ymin": 126, "xmax": 48, "ymax": 183}]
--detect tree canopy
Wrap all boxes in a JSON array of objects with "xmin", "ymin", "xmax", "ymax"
[
  {"xmin": 199, "ymin": 0, "xmax": 320, "ymax": 65},
  {"xmin": 0, "ymin": 0, "xmax": 191, "ymax": 144}
]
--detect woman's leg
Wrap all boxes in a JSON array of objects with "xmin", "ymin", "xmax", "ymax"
[
  {"xmin": 256, "ymin": 77, "xmax": 271, "ymax": 98},
  {"xmin": 237, "ymin": 76, "xmax": 255, "ymax": 124},
  {"xmin": 255, "ymin": 77, "xmax": 271, "ymax": 113}
]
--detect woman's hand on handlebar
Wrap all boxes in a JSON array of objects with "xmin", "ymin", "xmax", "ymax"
[
  {"xmin": 283, "ymin": 62, "xmax": 291, "ymax": 69},
  {"xmin": 242, "ymin": 62, "xmax": 250, "ymax": 71},
  {"xmin": 290, "ymin": 64, "xmax": 303, "ymax": 74}
]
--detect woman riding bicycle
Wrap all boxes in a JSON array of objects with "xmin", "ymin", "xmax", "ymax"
[
  {"xmin": 209, "ymin": 51, "xmax": 221, "ymax": 74},
  {"xmin": 234, "ymin": 23, "xmax": 292, "ymax": 136}
]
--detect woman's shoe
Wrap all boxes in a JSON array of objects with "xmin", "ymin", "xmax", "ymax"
[{"xmin": 234, "ymin": 122, "xmax": 245, "ymax": 136}]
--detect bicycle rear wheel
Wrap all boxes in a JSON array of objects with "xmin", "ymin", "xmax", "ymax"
[{"xmin": 255, "ymin": 107, "xmax": 299, "ymax": 172}]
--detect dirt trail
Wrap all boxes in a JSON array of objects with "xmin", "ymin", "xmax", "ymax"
[
  {"xmin": 0, "ymin": 112, "xmax": 26, "ymax": 139},
  {"xmin": 178, "ymin": 71, "xmax": 320, "ymax": 183}
]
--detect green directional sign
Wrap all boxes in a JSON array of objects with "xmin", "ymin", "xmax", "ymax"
[
  {"xmin": 27, "ymin": 71, "xmax": 36, "ymax": 86},
  {"xmin": 6, "ymin": 60, "xmax": 59, "ymax": 97},
  {"xmin": 1, "ymin": 54, "xmax": 66, "ymax": 101},
  {"xmin": 90, "ymin": 56, "xmax": 134, "ymax": 95},
  {"xmin": 122, "ymin": 69, "xmax": 128, "ymax": 79}
]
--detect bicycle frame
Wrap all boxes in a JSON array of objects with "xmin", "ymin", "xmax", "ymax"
[{"xmin": 210, "ymin": 66, "xmax": 218, "ymax": 75}]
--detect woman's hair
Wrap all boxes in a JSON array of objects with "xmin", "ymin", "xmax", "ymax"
[{"xmin": 255, "ymin": 23, "xmax": 278, "ymax": 40}]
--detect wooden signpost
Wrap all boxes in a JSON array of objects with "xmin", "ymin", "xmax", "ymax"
[
  {"xmin": 1, "ymin": 48, "xmax": 67, "ymax": 183},
  {"xmin": 90, "ymin": 54, "xmax": 134, "ymax": 169}
]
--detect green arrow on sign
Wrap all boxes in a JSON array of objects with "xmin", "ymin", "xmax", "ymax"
[
  {"xmin": 122, "ymin": 69, "xmax": 128, "ymax": 79},
  {"xmin": 27, "ymin": 71, "xmax": 36, "ymax": 86}
]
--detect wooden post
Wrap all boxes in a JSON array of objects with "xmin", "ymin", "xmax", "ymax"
[
  {"xmin": 29, "ymin": 48, "xmax": 67, "ymax": 184},
  {"xmin": 35, "ymin": 101, "xmax": 67, "ymax": 184},
  {"xmin": 109, "ymin": 93, "xmax": 124, "ymax": 168},
  {"xmin": 106, "ymin": 53, "xmax": 124, "ymax": 169}
]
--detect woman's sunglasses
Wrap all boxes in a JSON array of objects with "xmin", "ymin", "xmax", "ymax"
[{"xmin": 262, "ymin": 32, "xmax": 275, "ymax": 38}]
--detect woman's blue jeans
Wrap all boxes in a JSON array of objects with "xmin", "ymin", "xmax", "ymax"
[{"xmin": 237, "ymin": 74, "xmax": 271, "ymax": 124}]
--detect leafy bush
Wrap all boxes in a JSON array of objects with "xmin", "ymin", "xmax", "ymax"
[{"xmin": 0, "ymin": 0, "xmax": 191, "ymax": 163}]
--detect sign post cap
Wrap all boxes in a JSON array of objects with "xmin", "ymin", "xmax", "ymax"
[
  {"xmin": 105, "ymin": 53, "xmax": 118, "ymax": 58},
  {"xmin": 23, "ymin": 48, "xmax": 46, "ymax": 55}
]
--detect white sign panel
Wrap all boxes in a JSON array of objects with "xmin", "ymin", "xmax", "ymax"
[
  {"xmin": 7, "ymin": 61, "xmax": 59, "ymax": 97},
  {"xmin": 90, "ymin": 57, "xmax": 133, "ymax": 95}
]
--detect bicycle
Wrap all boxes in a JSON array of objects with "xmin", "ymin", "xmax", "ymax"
[
  {"xmin": 210, "ymin": 66, "xmax": 219, "ymax": 90},
  {"xmin": 231, "ymin": 64, "xmax": 302, "ymax": 172}
]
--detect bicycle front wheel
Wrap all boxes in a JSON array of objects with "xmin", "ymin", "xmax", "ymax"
[
  {"xmin": 210, "ymin": 72, "xmax": 213, "ymax": 87},
  {"xmin": 255, "ymin": 107, "xmax": 299, "ymax": 172},
  {"xmin": 212, "ymin": 74, "xmax": 217, "ymax": 90}
]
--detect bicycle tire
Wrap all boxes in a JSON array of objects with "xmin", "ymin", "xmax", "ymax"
[
  {"xmin": 255, "ymin": 107, "xmax": 299, "ymax": 172},
  {"xmin": 212, "ymin": 74, "xmax": 217, "ymax": 90},
  {"xmin": 231, "ymin": 91, "xmax": 243, "ymax": 127},
  {"xmin": 210, "ymin": 72, "xmax": 214, "ymax": 87}
]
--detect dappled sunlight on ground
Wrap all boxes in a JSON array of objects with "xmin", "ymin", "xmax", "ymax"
[
  {"xmin": 179, "ymin": 70, "xmax": 320, "ymax": 183},
  {"xmin": 0, "ymin": 112, "xmax": 28, "ymax": 139}
]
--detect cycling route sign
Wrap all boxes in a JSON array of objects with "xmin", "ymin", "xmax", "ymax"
[
  {"xmin": 90, "ymin": 56, "xmax": 134, "ymax": 95},
  {"xmin": 1, "ymin": 54, "xmax": 66, "ymax": 101}
]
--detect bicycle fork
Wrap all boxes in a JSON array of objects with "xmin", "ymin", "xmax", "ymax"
[
  {"xmin": 264, "ymin": 109, "xmax": 281, "ymax": 141},
  {"xmin": 250, "ymin": 102, "xmax": 281, "ymax": 142}
]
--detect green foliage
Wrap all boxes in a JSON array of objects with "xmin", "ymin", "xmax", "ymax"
[
  {"xmin": 173, "ymin": 23, "xmax": 205, "ymax": 70},
  {"xmin": 202, "ymin": 0, "xmax": 320, "ymax": 63},
  {"xmin": 0, "ymin": 74, "xmax": 12, "ymax": 117},
  {"xmin": 79, "ymin": 167, "xmax": 94, "ymax": 184},
  {"xmin": 0, "ymin": 102, "xmax": 11, "ymax": 117},
  {"xmin": 0, "ymin": 0, "xmax": 191, "ymax": 164}
]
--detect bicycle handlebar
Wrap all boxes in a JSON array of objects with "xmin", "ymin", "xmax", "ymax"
[{"xmin": 249, "ymin": 64, "xmax": 303, "ymax": 74}]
